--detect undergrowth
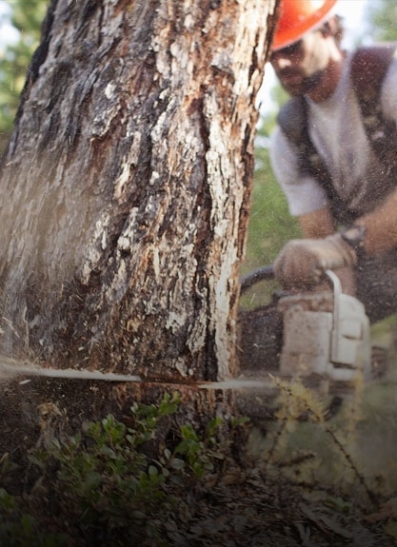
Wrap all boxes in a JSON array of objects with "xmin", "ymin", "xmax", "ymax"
[
  {"xmin": 263, "ymin": 377, "xmax": 376, "ymax": 500},
  {"xmin": 0, "ymin": 393, "xmax": 248, "ymax": 547},
  {"xmin": 1, "ymin": 388, "xmax": 397, "ymax": 546},
  {"xmin": 248, "ymin": 374, "xmax": 397, "ymax": 510}
]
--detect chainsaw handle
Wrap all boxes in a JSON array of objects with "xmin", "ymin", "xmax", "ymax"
[
  {"xmin": 240, "ymin": 266, "xmax": 341, "ymax": 295},
  {"xmin": 239, "ymin": 265, "xmax": 275, "ymax": 294}
]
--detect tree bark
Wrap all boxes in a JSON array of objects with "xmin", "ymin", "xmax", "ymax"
[{"xmin": 0, "ymin": 0, "xmax": 277, "ymax": 381}]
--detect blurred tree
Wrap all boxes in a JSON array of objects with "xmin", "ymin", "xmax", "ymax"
[
  {"xmin": 0, "ymin": 0, "xmax": 48, "ymax": 148},
  {"xmin": 366, "ymin": 0, "xmax": 397, "ymax": 41}
]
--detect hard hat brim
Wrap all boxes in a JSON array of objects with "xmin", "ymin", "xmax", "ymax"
[{"xmin": 272, "ymin": 0, "xmax": 338, "ymax": 51}]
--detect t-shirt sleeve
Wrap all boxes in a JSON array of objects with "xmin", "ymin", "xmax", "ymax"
[{"xmin": 269, "ymin": 125, "xmax": 329, "ymax": 217}]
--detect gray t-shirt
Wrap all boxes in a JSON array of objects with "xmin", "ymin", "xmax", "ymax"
[{"xmin": 270, "ymin": 51, "xmax": 397, "ymax": 218}]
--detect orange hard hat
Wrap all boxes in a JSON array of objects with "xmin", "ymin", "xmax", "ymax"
[{"xmin": 273, "ymin": 0, "xmax": 338, "ymax": 51}]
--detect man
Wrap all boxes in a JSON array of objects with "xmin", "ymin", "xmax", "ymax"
[{"xmin": 269, "ymin": 0, "xmax": 397, "ymax": 323}]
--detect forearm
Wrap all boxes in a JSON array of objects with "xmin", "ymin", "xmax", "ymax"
[
  {"xmin": 278, "ymin": 206, "xmax": 356, "ymax": 291},
  {"xmin": 355, "ymin": 188, "xmax": 397, "ymax": 255},
  {"xmin": 299, "ymin": 206, "xmax": 335, "ymax": 239}
]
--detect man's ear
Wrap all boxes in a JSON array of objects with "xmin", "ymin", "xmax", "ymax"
[{"xmin": 321, "ymin": 16, "xmax": 342, "ymax": 40}]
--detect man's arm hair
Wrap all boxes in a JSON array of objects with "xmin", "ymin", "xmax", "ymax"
[
  {"xmin": 298, "ymin": 206, "xmax": 335, "ymax": 239},
  {"xmin": 356, "ymin": 188, "xmax": 397, "ymax": 255}
]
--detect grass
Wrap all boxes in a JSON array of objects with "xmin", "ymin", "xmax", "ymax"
[
  {"xmin": 239, "ymin": 146, "xmax": 301, "ymax": 309},
  {"xmin": 242, "ymin": 147, "xmax": 301, "ymax": 275}
]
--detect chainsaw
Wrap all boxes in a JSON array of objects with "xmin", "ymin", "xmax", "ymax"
[
  {"xmin": 237, "ymin": 266, "xmax": 385, "ymax": 394},
  {"xmin": 0, "ymin": 266, "xmax": 384, "ymax": 399}
]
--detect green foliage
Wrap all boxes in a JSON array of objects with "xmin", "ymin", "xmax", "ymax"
[
  {"xmin": 0, "ymin": 487, "xmax": 65, "ymax": 547},
  {"xmin": 244, "ymin": 146, "xmax": 300, "ymax": 273},
  {"xmin": 0, "ymin": 393, "xmax": 246, "ymax": 546},
  {"xmin": 366, "ymin": 0, "xmax": 397, "ymax": 42},
  {"xmin": 174, "ymin": 417, "xmax": 225, "ymax": 478},
  {"xmin": 0, "ymin": 0, "xmax": 48, "ymax": 144},
  {"xmin": 240, "ymin": 73, "xmax": 301, "ymax": 308},
  {"xmin": 253, "ymin": 377, "xmax": 381, "ymax": 507},
  {"xmin": 240, "ymin": 141, "xmax": 301, "ymax": 308}
]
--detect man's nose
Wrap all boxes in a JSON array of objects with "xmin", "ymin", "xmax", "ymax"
[{"xmin": 270, "ymin": 54, "xmax": 292, "ymax": 70}]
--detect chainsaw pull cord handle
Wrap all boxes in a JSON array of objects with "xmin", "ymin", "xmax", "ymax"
[{"xmin": 239, "ymin": 265, "xmax": 275, "ymax": 294}]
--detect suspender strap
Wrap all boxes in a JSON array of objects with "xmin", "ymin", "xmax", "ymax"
[
  {"xmin": 351, "ymin": 43, "xmax": 397, "ymax": 174},
  {"xmin": 277, "ymin": 96, "xmax": 354, "ymax": 225}
]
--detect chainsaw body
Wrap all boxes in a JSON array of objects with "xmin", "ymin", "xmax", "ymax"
[
  {"xmin": 238, "ymin": 269, "xmax": 374, "ymax": 388},
  {"xmin": 277, "ymin": 270, "xmax": 371, "ymax": 384}
]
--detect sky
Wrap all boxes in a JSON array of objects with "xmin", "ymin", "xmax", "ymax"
[
  {"xmin": 0, "ymin": 2, "xmax": 18, "ymax": 47},
  {"xmin": 335, "ymin": 0, "xmax": 370, "ymax": 46},
  {"xmin": 0, "ymin": 0, "xmax": 18, "ymax": 51}
]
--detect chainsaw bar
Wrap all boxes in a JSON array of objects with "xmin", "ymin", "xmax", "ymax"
[{"xmin": 0, "ymin": 357, "xmax": 277, "ymax": 392}]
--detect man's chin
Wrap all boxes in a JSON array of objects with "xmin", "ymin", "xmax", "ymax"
[
  {"xmin": 281, "ymin": 81, "xmax": 305, "ymax": 97},
  {"xmin": 282, "ymin": 71, "xmax": 325, "ymax": 97}
]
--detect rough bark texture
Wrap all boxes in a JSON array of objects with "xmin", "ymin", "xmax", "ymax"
[{"xmin": 0, "ymin": 0, "xmax": 277, "ymax": 381}]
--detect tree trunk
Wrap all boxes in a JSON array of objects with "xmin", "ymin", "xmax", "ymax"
[{"xmin": 0, "ymin": 0, "xmax": 277, "ymax": 382}]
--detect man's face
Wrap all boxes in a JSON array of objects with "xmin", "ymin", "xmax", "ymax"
[{"xmin": 270, "ymin": 29, "xmax": 331, "ymax": 97}]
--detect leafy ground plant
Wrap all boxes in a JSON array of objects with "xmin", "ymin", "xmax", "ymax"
[
  {"xmin": 1, "ymin": 392, "xmax": 396, "ymax": 547},
  {"xmin": 0, "ymin": 393, "xmax": 247, "ymax": 546}
]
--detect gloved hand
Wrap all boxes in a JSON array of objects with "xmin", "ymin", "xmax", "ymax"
[{"xmin": 274, "ymin": 234, "xmax": 357, "ymax": 290}]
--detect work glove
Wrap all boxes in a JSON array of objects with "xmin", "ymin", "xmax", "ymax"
[{"xmin": 274, "ymin": 234, "xmax": 357, "ymax": 290}]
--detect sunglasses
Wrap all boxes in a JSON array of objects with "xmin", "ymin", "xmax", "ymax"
[{"xmin": 270, "ymin": 39, "xmax": 304, "ymax": 62}]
